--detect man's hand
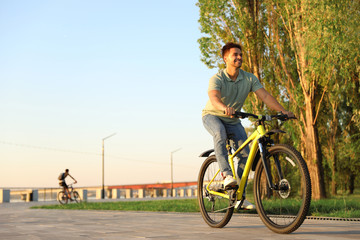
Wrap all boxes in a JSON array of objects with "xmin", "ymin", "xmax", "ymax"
[
  {"xmin": 224, "ymin": 106, "xmax": 235, "ymax": 117},
  {"xmin": 281, "ymin": 110, "xmax": 296, "ymax": 119}
]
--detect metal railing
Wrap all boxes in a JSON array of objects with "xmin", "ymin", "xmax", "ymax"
[{"xmin": 1, "ymin": 185, "xmax": 198, "ymax": 203}]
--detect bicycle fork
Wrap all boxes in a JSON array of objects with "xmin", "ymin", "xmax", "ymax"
[{"xmin": 258, "ymin": 139, "xmax": 283, "ymax": 191}]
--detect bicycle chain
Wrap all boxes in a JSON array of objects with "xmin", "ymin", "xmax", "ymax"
[{"xmin": 210, "ymin": 189, "xmax": 239, "ymax": 213}]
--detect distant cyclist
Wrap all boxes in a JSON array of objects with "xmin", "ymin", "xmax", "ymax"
[{"xmin": 58, "ymin": 169, "xmax": 77, "ymax": 200}]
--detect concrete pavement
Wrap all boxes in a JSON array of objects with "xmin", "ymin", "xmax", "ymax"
[{"xmin": 0, "ymin": 200, "xmax": 359, "ymax": 239}]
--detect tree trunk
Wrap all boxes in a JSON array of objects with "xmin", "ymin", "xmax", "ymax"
[
  {"xmin": 331, "ymin": 158, "xmax": 337, "ymax": 195},
  {"xmin": 304, "ymin": 96, "xmax": 326, "ymax": 199},
  {"xmin": 349, "ymin": 173, "xmax": 355, "ymax": 194},
  {"xmin": 330, "ymin": 101, "xmax": 338, "ymax": 195}
]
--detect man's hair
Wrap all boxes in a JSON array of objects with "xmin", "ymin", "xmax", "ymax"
[
  {"xmin": 65, "ymin": 169, "xmax": 69, "ymax": 172},
  {"xmin": 221, "ymin": 42, "xmax": 242, "ymax": 60}
]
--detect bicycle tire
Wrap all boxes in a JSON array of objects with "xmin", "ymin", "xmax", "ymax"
[
  {"xmin": 73, "ymin": 191, "xmax": 81, "ymax": 203},
  {"xmin": 198, "ymin": 155, "xmax": 234, "ymax": 228},
  {"xmin": 58, "ymin": 190, "xmax": 68, "ymax": 205},
  {"xmin": 254, "ymin": 144, "xmax": 311, "ymax": 234}
]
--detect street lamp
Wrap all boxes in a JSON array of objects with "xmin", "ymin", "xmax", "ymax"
[
  {"xmin": 170, "ymin": 148, "xmax": 181, "ymax": 197},
  {"xmin": 102, "ymin": 132, "xmax": 116, "ymax": 199}
]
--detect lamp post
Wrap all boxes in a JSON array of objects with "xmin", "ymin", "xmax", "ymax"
[
  {"xmin": 170, "ymin": 148, "xmax": 181, "ymax": 197},
  {"xmin": 102, "ymin": 132, "xmax": 116, "ymax": 199}
]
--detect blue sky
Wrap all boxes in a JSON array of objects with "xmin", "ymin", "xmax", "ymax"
[{"xmin": 0, "ymin": 0, "xmax": 250, "ymax": 188}]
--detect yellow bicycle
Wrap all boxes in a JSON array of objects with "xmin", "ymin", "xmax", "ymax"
[{"xmin": 198, "ymin": 112, "xmax": 311, "ymax": 234}]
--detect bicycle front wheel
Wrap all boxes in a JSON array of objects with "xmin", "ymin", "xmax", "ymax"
[
  {"xmin": 198, "ymin": 155, "xmax": 233, "ymax": 228},
  {"xmin": 73, "ymin": 191, "xmax": 81, "ymax": 203},
  {"xmin": 254, "ymin": 144, "xmax": 311, "ymax": 234},
  {"xmin": 57, "ymin": 191, "xmax": 68, "ymax": 205}
]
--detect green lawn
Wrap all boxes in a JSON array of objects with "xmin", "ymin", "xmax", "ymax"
[
  {"xmin": 32, "ymin": 193, "xmax": 360, "ymax": 218},
  {"xmin": 33, "ymin": 199, "xmax": 200, "ymax": 212},
  {"xmin": 310, "ymin": 196, "xmax": 360, "ymax": 218}
]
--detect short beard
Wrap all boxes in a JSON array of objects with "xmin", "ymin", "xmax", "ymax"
[{"xmin": 234, "ymin": 63, "xmax": 242, "ymax": 69}]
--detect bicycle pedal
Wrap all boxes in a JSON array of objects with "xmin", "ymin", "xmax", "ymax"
[{"xmin": 227, "ymin": 189, "xmax": 238, "ymax": 206}]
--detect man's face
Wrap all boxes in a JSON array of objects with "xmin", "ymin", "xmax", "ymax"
[{"xmin": 224, "ymin": 47, "xmax": 242, "ymax": 69}]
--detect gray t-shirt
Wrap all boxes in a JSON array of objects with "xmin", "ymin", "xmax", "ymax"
[{"xmin": 202, "ymin": 69, "xmax": 263, "ymax": 124}]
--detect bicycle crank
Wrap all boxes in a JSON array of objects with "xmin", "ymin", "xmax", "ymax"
[{"xmin": 228, "ymin": 186, "xmax": 239, "ymax": 207}]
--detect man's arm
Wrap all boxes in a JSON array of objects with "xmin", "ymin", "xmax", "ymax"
[
  {"xmin": 68, "ymin": 174, "xmax": 77, "ymax": 184},
  {"xmin": 255, "ymin": 88, "xmax": 295, "ymax": 117},
  {"xmin": 208, "ymin": 90, "xmax": 235, "ymax": 117}
]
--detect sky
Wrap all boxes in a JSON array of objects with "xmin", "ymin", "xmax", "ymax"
[{"xmin": 0, "ymin": 0, "xmax": 251, "ymax": 188}]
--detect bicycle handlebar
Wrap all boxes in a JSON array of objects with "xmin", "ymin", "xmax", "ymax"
[
  {"xmin": 230, "ymin": 111, "xmax": 296, "ymax": 121},
  {"xmin": 68, "ymin": 182, "xmax": 77, "ymax": 187}
]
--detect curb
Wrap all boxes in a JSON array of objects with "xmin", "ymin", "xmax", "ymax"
[
  {"xmin": 305, "ymin": 216, "xmax": 360, "ymax": 222},
  {"xmin": 235, "ymin": 213, "xmax": 360, "ymax": 222}
]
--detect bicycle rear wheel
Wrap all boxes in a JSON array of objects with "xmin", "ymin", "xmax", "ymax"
[
  {"xmin": 73, "ymin": 191, "xmax": 81, "ymax": 203},
  {"xmin": 254, "ymin": 144, "xmax": 311, "ymax": 233},
  {"xmin": 57, "ymin": 191, "xmax": 68, "ymax": 205},
  {"xmin": 198, "ymin": 155, "xmax": 233, "ymax": 228}
]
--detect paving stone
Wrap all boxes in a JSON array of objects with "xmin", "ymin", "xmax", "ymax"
[{"xmin": 0, "ymin": 200, "xmax": 359, "ymax": 239}]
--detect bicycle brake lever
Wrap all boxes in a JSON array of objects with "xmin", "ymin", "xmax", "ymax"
[
  {"xmin": 282, "ymin": 115, "xmax": 297, "ymax": 121},
  {"xmin": 276, "ymin": 112, "xmax": 288, "ymax": 121}
]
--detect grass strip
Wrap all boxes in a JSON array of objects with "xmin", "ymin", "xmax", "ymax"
[
  {"xmin": 309, "ymin": 198, "xmax": 360, "ymax": 218},
  {"xmin": 32, "ymin": 199, "xmax": 200, "ymax": 212},
  {"xmin": 32, "ymin": 197, "xmax": 360, "ymax": 218}
]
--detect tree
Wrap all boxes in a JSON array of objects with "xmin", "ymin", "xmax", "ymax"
[{"xmin": 314, "ymin": 0, "xmax": 360, "ymax": 195}]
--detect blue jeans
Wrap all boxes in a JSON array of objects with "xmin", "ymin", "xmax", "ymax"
[{"xmin": 202, "ymin": 114, "xmax": 250, "ymax": 187}]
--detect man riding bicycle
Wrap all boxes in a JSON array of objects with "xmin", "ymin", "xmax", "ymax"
[
  {"xmin": 58, "ymin": 169, "xmax": 77, "ymax": 200},
  {"xmin": 202, "ymin": 42, "xmax": 295, "ymax": 210}
]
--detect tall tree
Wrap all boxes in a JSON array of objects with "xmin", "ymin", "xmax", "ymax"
[
  {"xmin": 318, "ymin": 0, "xmax": 360, "ymax": 195},
  {"xmin": 267, "ymin": 0, "xmax": 335, "ymax": 199}
]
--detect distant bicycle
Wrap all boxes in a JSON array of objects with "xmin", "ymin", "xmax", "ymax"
[{"xmin": 58, "ymin": 183, "xmax": 81, "ymax": 204}]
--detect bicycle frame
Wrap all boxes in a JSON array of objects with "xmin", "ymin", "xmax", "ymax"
[
  {"xmin": 64, "ymin": 183, "xmax": 75, "ymax": 197},
  {"xmin": 206, "ymin": 123, "xmax": 267, "ymax": 201}
]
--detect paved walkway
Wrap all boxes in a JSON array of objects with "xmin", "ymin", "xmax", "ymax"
[{"xmin": 0, "ymin": 200, "xmax": 359, "ymax": 239}]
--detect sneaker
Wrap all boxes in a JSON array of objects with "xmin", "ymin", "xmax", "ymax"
[
  {"xmin": 236, "ymin": 199, "xmax": 256, "ymax": 210},
  {"xmin": 224, "ymin": 175, "xmax": 237, "ymax": 189}
]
